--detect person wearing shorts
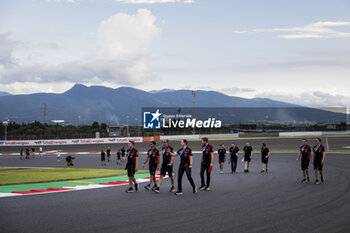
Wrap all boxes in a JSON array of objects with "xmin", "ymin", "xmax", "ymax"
[
  {"xmin": 125, "ymin": 141, "xmax": 139, "ymax": 193},
  {"xmin": 296, "ymin": 139, "xmax": 311, "ymax": 183},
  {"xmin": 217, "ymin": 144, "xmax": 226, "ymax": 174},
  {"xmin": 31, "ymin": 148, "xmax": 35, "ymax": 158},
  {"xmin": 153, "ymin": 139, "xmax": 175, "ymax": 193},
  {"xmin": 143, "ymin": 141, "xmax": 160, "ymax": 191},
  {"xmin": 312, "ymin": 138, "xmax": 326, "ymax": 185},
  {"xmin": 243, "ymin": 142, "xmax": 253, "ymax": 173},
  {"xmin": 116, "ymin": 150, "xmax": 121, "ymax": 165},
  {"xmin": 121, "ymin": 147, "xmax": 126, "ymax": 161},
  {"xmin": 101, "ymin": 150, "xmax": 106, "ymax": 166},
  {"xmin": 260, "ymin": 143, "xmax": 270, "ymax": 173}
]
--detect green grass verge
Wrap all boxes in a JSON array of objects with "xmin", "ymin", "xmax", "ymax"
[{"xmin": 0, "ymin": 168, "xmax": 148, "ymax": 185}]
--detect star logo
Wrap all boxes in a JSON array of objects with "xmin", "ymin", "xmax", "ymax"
[
  {"xmin": 151, "ymin": 109, "xmax": 162, "ymax": 122},
  {"xmin": 143, "ymin": 109, "xmax": 162, "ymax": 129}
]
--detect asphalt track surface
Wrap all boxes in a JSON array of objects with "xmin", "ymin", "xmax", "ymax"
[{"xmin": 0, "ymin": 138, "xmax": 349, "ymax": 233}]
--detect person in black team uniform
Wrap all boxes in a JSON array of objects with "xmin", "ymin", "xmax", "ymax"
[
  {"xmin": 200, "ymin": 137, "xmax": 214, "ymax": 191},
  {"xmin": 125, "ymin": 141, "xmax": 139, "ymax": 193},
  {"xmin": 217, "ymin": 144, "xmax": 226, "ymax": 174},
  {"xmin": 243, "ymin": 142, "xmax": 253, "ymax": 173},
  {"xmin": 152, "ymin": 139, "xmax": 175, "ymax": 193},
  {"xmin": 106, "ymin": 147, "xmax": 111, "ymax": 163},
  {"xmin": 170, "ymin": 139, "xmax": 197, "ymax": 196},
  {"xmin": 143, "ymin": 141, "xmax": 160, "ymax": 191},
  {"xmin": 116, "ymin": 150, "xmax": 121, "ymax": 165},
  {"xmin": 101, "ymin": 149, "xmax": 106, "ymax": 166},
  {"xmin": 312, "ymin": 138, "xmax": 326, "ymax": 185},
  {"xmin": 66, "ymin": 155, "xmax": 74, "ymax": 166},
  {"xmin": 25, "ymin": 148, "xmax": 30, "ymax": 159},
  {"xmin": 296, "ymin": 139, "xmax": 311, "ymax": 183},
  {"xmin": 260, "ymin": 143, "xmax": 270, "ymax": 173},
  {"xmin": 31, "ymin": 148, "xmax": 35, "ymax": 158},
  {"xmin": 121, "ymin": 147, "xmax": 126, "ymax": 161},
  {"xmin": 26, "ymin": 148, "xmax": 30, "ymax": 159},
  {"xmin": 229, "ymin": 142, "xmax": 239, "ymax": 173}
]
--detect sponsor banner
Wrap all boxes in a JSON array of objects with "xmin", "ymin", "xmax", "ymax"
[{"xmin": 0, "ymin": 137, "xmax": 143, "ymax": 147}]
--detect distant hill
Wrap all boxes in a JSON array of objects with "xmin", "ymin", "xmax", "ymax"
[
  {"xmin": 0, "ymin": 91, "xmax": 11, "ymax": 97},
  {"xmin": 0, "ymin": 84, "xmax": 345, "ymax": 125}
]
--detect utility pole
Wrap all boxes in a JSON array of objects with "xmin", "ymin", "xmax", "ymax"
[
  {"xmin": 3, "ymin": 120, "xmax": 8, "ymax": 141},
  {"xmin": 192, "ymin": 91, "xmax": 197, "ymax": 135},
  {"xmin": 43, "ymin": 103, "xmax": 47, "ymax": 124},
  {"xmin": 135, "ymin": 118, "xmax": 139, "ymax": 137},
  {"xmin": 126, "ymin": 116, "xmax": 129, "ymax": 137}
]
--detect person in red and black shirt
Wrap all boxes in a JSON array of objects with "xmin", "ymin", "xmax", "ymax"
[
  {"xmin": 217, "ymin": 144, "xmax": 227, "ymax": 174},
  {"xmin": 312, "ymin": 138, "xmax": 326, "ymax": 184},
  {"xmin": 296, "ymin": 139, "xmax": 311, "ymax": 183},
  {"xmin": 152, "ymin": 139, "xmax": 175, "ymax": 193},
  {"xmin": 200, "ymin": 137, "xmax": 214, "ymax": 191},
  {"xmin": 229, "ymin": 142, "xmax": 239, "ymax": 173},
  {"xmin": 243, "ymin": 142, "xmax": 253, "ymax": 173},
  {"xmin": 143, "ymin": 141, "xmax": 160, "ymax": 191},
  {"xmin": 125, "ymin": 141, "xmax": 139, "ymax": 193},
  {"xmin": 170, "ymin": 139, "xmax": 197, "ymax": 196}
]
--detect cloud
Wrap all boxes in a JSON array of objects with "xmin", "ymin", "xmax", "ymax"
[
  {"xmin": 115, "ymin": 0, "xmax": 194, "ymax": 3},
  {"xmin": 255, "ymin": 90, "xmax": 350, "ymax": 107},
  {"xmin": 45, "ymin": 0, "xmax": 76, "ymax": 3},
  {"xmin": 0, "ymin": 9, "xmax": 162, "ymax": 90},
  {"xmin": 96, "ymin": 9, "xmax": 161, "ymax": 60},
  {"xmin": 0, "ymin": 33, "xmax": 18, "ymax": 68},
  {"xmin": 45, "ymin": 0, "xmax": 194, "ymax": 3},
  {"xmin": 233, "ymin": 20, "xmax": 350, "ymax": 39},
  {"xmin": 177, "ymin": 86, "xmax": 257, "ymax": 97},
  {"xmin": 221, "ymin": 87, "xmax": 256, "ymax": 94}
]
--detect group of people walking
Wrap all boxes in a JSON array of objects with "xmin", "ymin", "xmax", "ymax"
[
  {"xmin": 100, "ymin": 147, "xmax": 127, "ymax": 166},
  {"xmin": 124, "ymin": 137, "xmax": 282, "ymax": 195},
  {"xmin": 215, "ymin": 141, "xmax": 270, "ymax": 174},
  {"xmin": 296, "ymin": 138, "xmax": 326, "ymax": 185},
  {"xmin": 125, "ymin": 139, "xmax": 197, "ymax": 195},
  {"xmin": 20, "ymin": 147, "xmax": 43, "ymax": 159}
]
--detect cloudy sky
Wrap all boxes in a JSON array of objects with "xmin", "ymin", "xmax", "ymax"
[{"xmin": 0, "ymin": 0, "xmax": 350, "ymax": 107}]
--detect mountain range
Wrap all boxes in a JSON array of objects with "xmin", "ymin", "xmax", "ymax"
[{"xmin": 0, "ymin": 84, "xmax": 345, "ymax": 125}]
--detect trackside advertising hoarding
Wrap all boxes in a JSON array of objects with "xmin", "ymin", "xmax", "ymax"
[{"xmin": 0, "ymin": 137, "xmax": 143, "ymax": 147}]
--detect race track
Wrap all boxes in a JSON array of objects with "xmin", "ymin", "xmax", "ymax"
[{"xmin": 0, "ymin": 137, "xmax": 349, "ymax": 233}]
